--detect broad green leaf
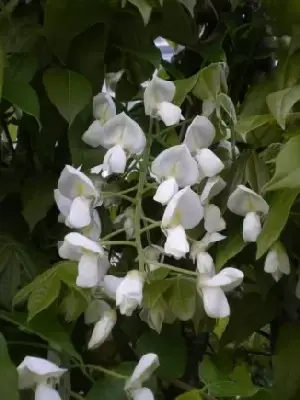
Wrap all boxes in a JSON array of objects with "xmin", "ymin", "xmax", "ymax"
[
  {"xmin": 129, "ymin": 0, "xmax": 152, "ymax": 25},
  {"xmin": 0, "ymin": 40, "xmax": 4, "ymax": 99},
  {"xmin": 246, "ymin": 151, "xmax": 270, "ymax": 194},
  {"xmin": 174, "ymin": 71, "xmax": 199, "ymax": 106},
  {"xmin": 27, "ymin": 274, "xmax": 61, "ymax": 321},
  {"xmin": 167, "ymin": 277, "xmax": 196, "ymax": 321},
  {"xmin": 0, "ymin": 334, "xmax": 19, "ymax": 400},
  {"xmin": 216, "ymin": 232, "xmax": 245, "ymax": 270},
  {"xmin": 264, "ymin": 135, "xmax": 300, "ymax": 191},
  {"xmin": 0, "ymin": 236, "xmax": 36, "ymax": 309},
  {"xmin": 43, "ymin": 68, "xmax": 92, "ymax": 125},
  {"xmin": 256, "ymin": 189, "xmax": 299, "ymax": 259},
  {"xmin": 220, "ymin": 293, "xmax": 277, "ymax": 346},
  {"xmin": 137, "ymin": 325, "xmax": 187, "ymax": 379},
  {"xmin": 241, "ymin": 390, "xmax": 272, "ymax": 400},
  {"xmin": 2, "ymin": 77, "xmax": 39, "ymax": 125},
  {"xmin": 6, "ymin": 52, "xmax": 37, "ymax": 83},
  {"xmin": 176, "ymin": 390, "xmax": 203, "ymax": 400},
  {"xmin": 235, "ymin": 115, "xmax": 274, "ymax": 141},
  {"xmin": 217, "ymin": 93, "xmax": 237, "ymax": 124},
  {"xmin": 266, "ymin": 86, "xmax": 300, "ymax": 129},
  {"xmin": 178, "ymin": 0, "xmax": 196, "ymax": 16},
  {"xmin": 22, "ymin": 174, "xmax": 56, "ymax": 231},
  {"xmin": 273, "ymin": 323, "xmax": 300, "ymax": 400},
  {"xmin": 193, "ymin": 63, "xmax": 228, "ymax": 101},
  {"xmin": 60, "ymin": 290, "xmax": 87, "ymax": 322}
]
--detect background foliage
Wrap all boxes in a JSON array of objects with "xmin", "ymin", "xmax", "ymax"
[{"xmin": 2, "ymin": 0, "xmax": 300, "ymax": 399}]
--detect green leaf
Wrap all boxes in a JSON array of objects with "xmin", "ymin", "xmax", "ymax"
[
  {"xmin": 266, "ymin": 86, "xmax": 300, "ymax": 129},
  {"xmin": 193, "ymin": 63, "xmax": 227, "ymax": 101},
  {"xmin": 176, "ymin": 390, "xmax": 203, "ymax": 400},
  {"xmin": 0, "ymin": 40, "xmax": 4, "ymax": 99},
  {"xmin": 129, "ymin": 0, "xmax": 152, "ymax": 25},
  {"xmin": 22, "ymin": 174, "xmax": 56, "ymax": 231},
  {"xmin": 220, "ymin": 293, "xmax": 277, "ymax": 346},
  {"xmin": 273, "ymin": 323, "xmax": 300, "ymax": 400},
  {"xmin": 216, "ymin": 232, "xmax": 245, "ymax": 270},
  {"xmin": 137, "ymin": 325, "xmax": 187, "ymax": 379},
  {"xmin": 27, "ymin": 274, "xmax": 61, "ymax": 321},
  {"xmin": 173, "ymin": 72, "xmax": 199, "ymax": 106},
  {"xmin": 245, "ymin": 151, "xmax": 270, "ymax": 194},
  {"xmin": 256, "ymin": 189, "xmax": 299, "ymax": 259},
  {"xmin": 43, "ymin": 68, "xmax": 92, "ymax": 126},
  {"xmin": 0, "ymin": 334, "xmax": 19, "ymax": 400},
  {"xmin": 217, "ymin": 93, "xmax": 237, "ymax": 124},
  {"xmin": 167, "ymin": 277, "xmax": 196, "ymax": 321},
  {"xmin": 264, "ymin": 135, "xmax": 300, "ymax": 191},
  {"xmin": 2, "ymin": 77, "xmax": 39, "ymax": 125},
  {"xmin": 235, "ymin": 115, "xmax": 274, "ymax": 141}
]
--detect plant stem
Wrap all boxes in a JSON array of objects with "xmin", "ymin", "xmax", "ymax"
[
  {"xmin": 140, "ymin": 221, "xmax": 161, "ymax": 234},
  {"xmin": 101, "ymin": 240, "xmax": 136, "ymax": 248},
  {"xmin": 84, "ymin": 364, "xmax": 128, "ymax": 380},
  {"xmin": 135, "ymin": 117, "xmax": 153, "ymax": 271},
  {"xmin": 146, "ymin": 260, "xmax": 197, "ymax": 276},
  {"xmin": 102, "ymin": 192, "xmax": 136, "ymax": 203},
  {"xmin": 101, "ymin": 228, "xmax": 126, "ymax": 241},
  {"xmin": 157, "ymin": 117, "xmax": 194, "ymax": 137}
]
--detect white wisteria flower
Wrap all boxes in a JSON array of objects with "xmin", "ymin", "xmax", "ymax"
[
  {"xmin": 197, "ymin": 261, "xmax": 244, "ymax": 318},
  {"xmin": 184, "ymin": 115, "xmax": 216, "ymax": 152},
  {"xmin": 144, "ymin": 76, "xmax": 182, "ymax": 126},
  {"xmin": 195, "ymin": 148, "xmax": 225, "ymax": 178},
  {"xmin": 227, "ymin": 185, "xmax": 269, "ymax": 242},
  {"xmin": 88, "ymin": 306, "xmax": 117, "ymax": 349},
  {"xmin": 102, "ymin": 275, "xmax": 123, "ymax": 299},
  {"xmin": 204, "ymin": 204, "xmax": 226, "ymax": 233},
  {"xmin": 264, "ymin": 242, "xmax": 290, "ymax": 282},
  {"xmin": 91, "ymin": 112, "xmax": 146, "ymax": 177},
  {"xmin": 125, "ymin": 353, "xmax": 159, "ymax": 391},
  {"xmin": 190, "ymin": 232, "xmax": 226, "ymax": 263},
  {"xmin": 200, "ymin": 175, "xmax": 226, "ymax": 205},
  {"xmin": 151, "ymin": 144, "xmax": 200, "ymax": 205},
  {"xmin": 161, "ymin": 187, "xmax": 204, "ymax": 258},
  {"xmin": 58, "ymin": 232, "xmax": 109, "ymax": 288},
  {"xmin": 54, "ymin": 165, "xmax": 100, "ymax": 229},
  {"xmin": 17, "ymin": 356, "xmax": 67, "ymax": 400},
  {"xmin": 144, "ymin": 245, "xmax": 164, "ymax": 271},
  {"xmin": 82, "ymin": 93, "xmax": 116, "ymax": 147},
  {"xmin": 116, "ymin": 270, "xmax": 145, "ymax": 316},
  {"xmin": 114, "ymin": 206, "xmax": 135, "ymax": 239},
  {"xmin": 132, "ymin": 387, "xmax": 155, "ymax": 400}
]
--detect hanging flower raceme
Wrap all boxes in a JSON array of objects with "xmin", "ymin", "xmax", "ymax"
[
  {"xmin": 85, "ymin": 300, "xmax": 117, "ymax": 349},
  {"xmin": 125, "ymin": 353, "xmax": 159, "ymax": 400},
  {"xmin": 227, "ymin": 185, "xmax": 269, "ymax": 242},
  {"xmin": 161, "ymin": 187, "xmax": 204, "ymax": 258},
  {"xmin": 82, "ymin": 93, "xmax": 116, "ymax": 147},
  {"xmin": 58, "ymin": 232, "xmax": 109, "ymax": 288},
  {"xmin": 184, "ymin": 116, "xmax": 224, "ymax": 178},
  {"xmin": 54, "ymin": 165, "xmax": 100, "ymax": 230},
  {"xmin": 90, "ymin": 112, "xmax": 146, "ymax": 177},
  {"xmin": 151, "ymin": 144, "xmax": 199, "ymax": 205},
  {"xmin": 144, "ymin": 76, "xmax": 182, "ymax": 126},
  {"xmin": 264, "ymin": 242, "xmax": 290, "ymax": 282},
  {"xmin": 18, "ymin": 356, "xmax": 67, "ymax": 400},
  {"xmin": 196, "ymin": 256, "xmax": 243, "ymax": 318}
]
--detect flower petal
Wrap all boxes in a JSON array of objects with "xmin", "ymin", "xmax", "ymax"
[
  {"xmin": 88, "ymin": 310, "xmax": 117, "ymax": 350},
  {"xmin": 102, "ymin": 275, "xmax": 123, "ymax": 299},
  {"xmin": 58, "ymin": 165, "xmax": 98, "ymax": 200},
  {"xmin": 66, "ymin": 197, "xmax": 92, "ymax": 229},
  {"xmin": 199, "ymin": 285, "xmax": 230, "ymax": 318},
  {"xmin": 76, "ymin": 253, "xmax": 100, "ymax": 288},
  {"xmin": 132, "ymin": 388, "xmax": 155, "ymax": 400},
  {"xmin": 93, "ymin": 92, "xmax": 116, "ymax": 122},
  {"xmin": 144, "ymin": 76, "xmax": 175, "ymax": 116},
  {"xmin": 200, "ymin": 176, "xmax": 226, "ymax": 205},
  {"xmin": 116, "ymin": 270, "xmax": 144, "ymax": 316},
  {"xmin": 195, "ymin": 149, "xmax": 224, "ymax": 178},
  {"xmin": 54, "ymin": 189, "xmax": 71, "ymax": 217},
  {"xmin": 82, "ymin": 120, "xmax": 105, "ymax": 148},
  {"xmin": 157, "ymin": 102, "xmax": 182, "ymax": 126},
  {"xmin": 82, "ymin": 210, "xmax": 102, "ymax": 241},
  {"xmin": 153, "ymin": 178, "xmax": 178, "ymax": 205},
  {"xmin": 243, "ymin": 212, "xmax": 261, "ymax": 242},
  {"xmin": 164, "ymin": 225, "xmax": 189, "ymax": 259},
  {"xmin": 64, "ymin": 232, "xmax": 104, "ymax": 254},
  {"xmin": 196, "ymin": 251, "xmax": 215, "ymax": 276},
  {"xmin": 203, "ymin": 267, "xmax": 243, "ymax": 291},
  {"xmin": 227, "ymin": 185, "xmax": 269, "ymax": 216},
  {"xmin": 103, "ymin": 144, "xmax": 127, "ymax": 175},
  {"xmin": 84, "ymin": 300, "xmax": 111, "ymax": 325},
  {"xmin": 184, "ymin": 115, "xmax": 216, "ymax": 152},
  {"xmin": 204, "ymin": 204, "xmax": 226, "ymax": 233},
  {"xmin": 35, "ymin": 384, "xmax": 61, "ymax": 400},
  {"xmin": 125, "ymin": 353, "xmax": 159, "ymax": 391}
]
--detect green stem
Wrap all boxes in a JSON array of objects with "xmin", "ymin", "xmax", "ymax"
[
  {"xmin": 146, "ymin": 260, "xmax": 197, "ymax": 276},
  {"xmin": 101, "ymin": 240, "xmax": 136, "ymax": 248},
  {"xmin": 135, "ymin": 117, "xmax": 153, "ymax": 271},
  {"xmin": 156, "ymin": 117, "xmax": 194, "ymax": 137},
  {"xmin": 102, "ymin": 192, "xmax": 136, "ymax": 204},
  {"xmin": 101, "ymin": 228, "xmax": 126, "ymax": 241},
  {"xmin": 140, "ymin": 221, "xmax": 161, "ymax": 234},
  {"xmin": 85, "ymin": 364, "xmax": 128, "ymax": 380}
]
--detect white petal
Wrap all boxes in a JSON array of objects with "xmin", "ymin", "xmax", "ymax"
[
  {"xmin": 82, "ymin": 120, "xmax": 104, "ymax": 148},
  {"xmin": 54, "ymin": 189, "xmax": 71, "ymax": 217},
  {"xmin": 264, "ymin": 242, "xmax": 290, "ymax": 281},
  {"xmin": 227, "ymin": 185, "xmax": 269, "ymax": 216},
  {"xmin": 58, "ymin": 240, "xmax": 82, "ymax": 261},
  {"xmin": 93, "ymin": 93, "xmax": 116, "ymax": 122},
  {"xmin": 97, "ymin": 253, "xmax": 110, "ymax": 284},
  {"xmin": 200, "ymin": 176, "xmax": 226, "ymax": 205},
  {"xmin": 202, "ymin": 267, "xmax": 243, "ymax": 291},
  {"xmin": 184, "ymin": 115, "xmax": 216, "ymax": 152},
  {"xmin": 198, "ymin": 285, "xmax": 230, "ymax": 318},
  {"xmin": 64, "ymin": 232, "xmax": 104, "ymax": 254},
  {"xmin": 88, "ymin": 310, "xmax": 117, "ymax": 349},
  {"xmin": 76, "ymin": 253, "xmax": 100, "ymax": 288},
  {"xmin": 243, "ymin": 212, "xmax": 261, "ymax": 242},
  {"xmin": 151, "ymin": 144, "xmax": 199, "ymax": 187},
  {"xmin": 116, "ymin": 270, "xmax": 144, "ymax": 316},
  {"xmin": 153, "ymin": 178, "xmax": 178, "ymax": 205},
  {"xmin": 190, "ymin": 233, "xmax": 226, "ymax": 261},
  {"xmin": 58, "ymin": 165, "xmax": 98, "ymax": 200},
  {"xmin": 162, "ymin": 187, "xmax": 203, "ymax": 230},
  {"xmin": 103, "ymin": 145, "xmax": 127, "ymax": 174},
  {"xmin": 195, "ymin": 149, "xmax": 224, "ymax": 178},
  {"xmin": 82, "ymin": 210, "xmax": 102, "ymax": 241},
  {"xmin": 35, "ymin": 384, "xmax": 61, "ymax": 400},
  {"xmin": 125, "ymin": 353, "xmax": 159, "ymax": 391},
  {"xmin": 66, "ymin": 197, "xmax": 92, "ymax": 229},
  {"xmin": 204, "ymin": 204, "xmax": 226, "ymax": 233},
  {"xmin": 132, "ymin": 388, "xmax": 155, "ymax": 400},
  {"xmin": 84, "ymin": 300, "xmax": 111, "ymax": 325},
  {"xmin": 157, "ymin": 102, "xmax": 182, "ymax": 126},
  {"xmin": 102, "ymin": 113, "xmax": 146, "ymax": 154},
  {"xmin": 164, "ymin": 225, "xmax": 189, "ymax": 259},
  {"xmin": 196, "ymin": 252, "xmax": 215, "ymax": 277},
  {"xmin": 90, "ymin": 164, "xmax": 104, "ymax": 175},
  {"xmin": 144, "ymin": 76, "xmax": 175, "ymax": 116},
  {"xmin": 102, "ymin": 275, "xmax": 123, "ymax": 299}
]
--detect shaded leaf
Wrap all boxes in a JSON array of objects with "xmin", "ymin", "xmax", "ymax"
[
  {"xmin": 235, "ymin": 115, "xmax": 274, "ymax": 141},
  {"xmin": 167, "ymin": 277, "xmax": 196, "ymax": 321},
  {"xmin": 193, "ymin": 63, "xmax": 227, "ymax": 101},
  {"xmin": 246, "ymin": 151, "xmax": 270, "ymax": 194},
  {"xmin": 266, "ymin": 86, "xmax": 300, "ymax": 129},
  {"xmin": 129, "ymin": 0, "xmax": 152, "ymax": 25},
  {"xmin": 216, "ymin": 232, "xmax": 245, "ymax": 270},
  {"xmin": 0, "ymin": 334, "xmax": 19, "ymax": 400},
  {"xmin": 174, "ymin": 72, "xmax": 199, "ymax": 106},
  {"xmin": 176, "ymin": 390, "xmax": 203, "ymax": 400}
]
